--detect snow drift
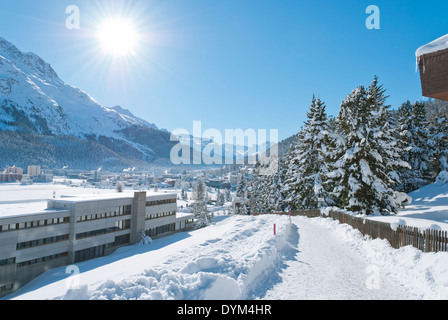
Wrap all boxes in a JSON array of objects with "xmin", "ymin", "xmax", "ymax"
[{"xmin": 8, "ymin": 215, "xmax": 298, "ymax": 300}]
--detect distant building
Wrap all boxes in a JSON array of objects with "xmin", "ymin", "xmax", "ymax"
[
  {"xmin": 164, "ymin": 179, "xmax": 177, "ymax": 187},
  {"xmin": 27, "ymin": 166, "xmax": 41, "ymax": 176},
  {"xmin": 4, "ymin": 167, "xmax": 23, "ymax": 175},
  {"xmin": 0, "ymin": 191, "xmax": 194, "ymax": 297},
  {"xmin": 205, "ymin": 178, "xmax": 225, "ymax": 189},
  {"xmin": 31, "ymin": 174, "xmax": 53, "ymax": 183},
  {"xmin": 0, "ymin": 167, "xmax": 23, "ymax": 183},
  {"xmin": 228, "ymin": 174, "xmax": 238, "ymax": 187}
]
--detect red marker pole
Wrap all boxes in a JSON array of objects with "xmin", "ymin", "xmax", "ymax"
[{"xmin": 274, "ymin": 223, "xmax": 276, "ymax": 236}]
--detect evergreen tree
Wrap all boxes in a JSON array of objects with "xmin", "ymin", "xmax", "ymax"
[
  {"xmin": 266, "ymin": 157, "xmax": 287, "ymax": 212},
  {"xmin": 116, "ymin": 181, "xmax": 124, "ymax": 193},
  {"xmin": 225, "ymin": 189, "xmax": 232, "ymax": 202},
  {"xmin": 397, "ymin": 100, "xmax": 432, "ymax": 192},
  {"xmin": 216, "ymin": 189, "xmax": 225, "ymax": 206},
  {"xmin": 283, "ymin": 96, "xmax": 333, "ymax": 210},
  {"xmin": 429, "ymin": 115, "xmax": 448, "ymax": 174},
  {"xmin": 236, "ymin": 171, "xmax": 247, "ymax": 199},
  {"xmin": 247, "ymin": 162, "xmax": 266, "ymax": 213},
  {"xmin": 331, "ymin": 78, "xmax": 408, "ymax": 215},
  {"xmin": 191, "ymin": 177, "xmax": 211, "ymax": 228}
]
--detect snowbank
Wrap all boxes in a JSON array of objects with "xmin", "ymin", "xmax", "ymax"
[
  {"xmin": 436, "ymin": 170, "xmax": 448, "ymax": 185},
  {"xmin": 308, "ymin": 216, "xmax": 448, "ymax": 299},
  {"xmin": 9, "ymin": 215, "xmax": 298, "ymax": 300}
]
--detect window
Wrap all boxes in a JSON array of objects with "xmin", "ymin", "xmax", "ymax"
[
  {"xmin": 0, "ymin": 283, "xmax": 13, "ymax": 292},
  {"xmin": 76, "ymin": 220, "xmax": 130, "ymax": 240},
  {"xmin": 75, "ymin": 243, "xmax": 116, "ymax": 263},
  {"xmin": 17, "ymin": 252, "xmax": 67, "ymax": 268},
  {"xmin": 114, "ymin": 234, "xmax": 130, "ymax": 246},
  {"xmin": 17, "ymin": 235, "xmax": 69, "ymax": 250},
  {"xmin": 146, "ymin": 198, "xmax": 176, "ymax": 207},
  {"xmin": 0, "ymin": 257, "xmax": 15, "ymax": 267},
  {"xmin": 144, "ymin": 223, "xmax": 175, "ymax": 237}
]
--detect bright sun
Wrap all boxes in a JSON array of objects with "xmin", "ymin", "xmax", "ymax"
[{"xmin": 97, "ymin": 18, "xmax": 139, "ymax": 56}]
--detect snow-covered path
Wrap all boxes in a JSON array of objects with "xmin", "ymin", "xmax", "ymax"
[{"xmin": 261, "ymin": 217, "xmax": 414, "ymax": 300}]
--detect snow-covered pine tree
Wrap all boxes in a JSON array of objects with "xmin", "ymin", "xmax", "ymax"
[
  {"xmin": 321, "ymin": 116, "xmax": 345, "ymax": 208},
  {"xmin": 116, "ymin": 181, "xmax": 124, "ymax": 193},
  {"xmin": 247, "ymin": 162, "xmax": 267, "ymax": 213},
  {"xmin": 235, "ymin": 171, "xmax": 247, "ymax": 199},
  {"xmin": 216, "ymin": 189, "xmax": 225, "ymax": 206},
  {"xmin": 397, "ymin": 100, "xmax": 432, "ymax": 192},
  {"xmin": 332, "ymin": 78, "xmax": 408, "ymax": 215},
  {"xmin": 283, "ymin": 96, "xmax": 333, "ymax": 210},
  {"xmin": 225, "ymin": 189, "xmax": 232, "ymax": 202},
  {"xmin": 429, "ymin": 115, "xmax": 448, "ymax": 175},
  {"xmin": 368, "ymin": 77, "xmax": 410, "ymax": 193},
  {"xmin": 265, "ymin": 157, "xmax": 287, "ymax": 212},
  {"xmin": 181, "ymin": 188, "xmax": 188, "ymax": 200},
  {"xmin": 191, "ymin": 176, "xmax": 211, "ymax": 228}
]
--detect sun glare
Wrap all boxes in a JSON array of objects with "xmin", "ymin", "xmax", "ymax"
[{"xmin": 97, "ymin": 18, "xmax": 139, "ymax": 56}]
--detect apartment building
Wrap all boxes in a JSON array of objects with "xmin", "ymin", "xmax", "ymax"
[{"xmin": 0, "ymin": 191, "xmax": 194, "ymax": 297}]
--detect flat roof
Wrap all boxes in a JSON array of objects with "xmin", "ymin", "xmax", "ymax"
[
  {"xmin": 0, "ymin": 201, "xmax": 69, "ymax": 220},
  {"xmin": 176, "ymin": 212, "xmax": 195, "ymax": 220},
  {"xmin": 0, "ymin": 190, "xmax": 178, "ymax": 219},
  {"xmin": 54, "ymin": 191, "xmax": 177, "ymax": 203}
]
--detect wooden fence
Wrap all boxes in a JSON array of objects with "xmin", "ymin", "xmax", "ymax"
[{"xmin": 253, "ymin": 210, "xmax": 448, "ymax": 253}]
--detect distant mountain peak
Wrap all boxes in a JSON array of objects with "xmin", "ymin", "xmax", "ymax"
[{"xmin": 0, "ymin": 37, "xmax": 59, "ymax": 80}]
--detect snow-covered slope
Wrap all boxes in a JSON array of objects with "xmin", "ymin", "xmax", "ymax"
[
  {"xmin": 177, "ymin": 134, "xmax": 271, "ymax": 164},
  {"xmin": 367, "ymin": 178, "xmax": 448, "ymax": 231},
  {"xmin": 0, "ymin": 36, "xmax": 158, "ymax": 137}
]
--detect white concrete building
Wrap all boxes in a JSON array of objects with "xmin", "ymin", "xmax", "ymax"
[
  {"xmin": 27, "ymin": 166, "xmax": 41, "ymax": 176},
  {"xmin": 0, "ymin": 191, "xmax": 194, "ymax": 297}
]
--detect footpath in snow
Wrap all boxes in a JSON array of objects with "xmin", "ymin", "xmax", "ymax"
[
  {"xmin": 263, "ymin": 216, "xmax": 448, "ymax": 300},
  {"xmin": 263, "ymin": 217, "xmax": 412, "ymax": 299},
  {"xmin": 5, "ymin": 214, "xmax": 448, "ymax": 300}
]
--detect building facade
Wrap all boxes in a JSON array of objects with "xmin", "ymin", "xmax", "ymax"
[
  {"xmin": 0, "ymin": 191, "xmax": 194, "ymax": 297},
  {"xmin": 27, "ymin": 166, "xmax": 41, "ymax": 176}
]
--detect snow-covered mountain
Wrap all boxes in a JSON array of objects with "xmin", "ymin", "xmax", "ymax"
[
  {"xmin": 0, "ymin": 37, "xmax": 177, "ymax": 170},
  {"xmin": 0, "ymin": 36, "xmax": 158, "ymax": 137},
  {"xmin": 177, "ymin": 134, "xmax": 271, "ymax": 164}
]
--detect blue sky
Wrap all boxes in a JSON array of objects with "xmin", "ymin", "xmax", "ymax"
[{"xmin": 0, "ymin": 0, "xmax": 446, "ymax": 141}]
